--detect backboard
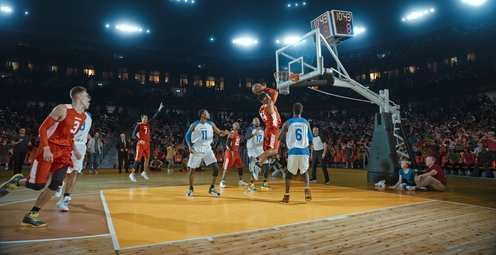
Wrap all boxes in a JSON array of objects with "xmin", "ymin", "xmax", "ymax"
[{"xmin": 275, "ymin": 28, "xmax": 323, "ymax": 91}]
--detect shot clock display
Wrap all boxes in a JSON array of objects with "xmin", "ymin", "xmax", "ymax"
[
  {"xmin": 310, "ymin": 10, "xmax": 354, "ymax": 44},
  {"xmin": 332, "ymin": 10, "xmax": 353, "ymax": 36}
]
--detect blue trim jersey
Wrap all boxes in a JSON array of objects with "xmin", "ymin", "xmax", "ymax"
[
  {"xmin": 286, "ymin": 117, "xmax": 313, "ymax": 155},
  {"xmin": 246, "ymin": 126, "xmax": 264, "ymax": 150},
  {"xmin": 190, "ymin": 120, "xmax": 214, "ymax": 153},
  {"xmin": 74, "ymin": 112, "xmax": 92, "ymax": 143}
]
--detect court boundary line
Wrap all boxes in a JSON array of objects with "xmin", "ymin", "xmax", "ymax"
[
  {"xmin": 100, "ymin": 190, "xmax": 120, "ymax": 251},
  {"xmin": 0, "ymin": 234, "xmax": 111, "ymax": 244}
]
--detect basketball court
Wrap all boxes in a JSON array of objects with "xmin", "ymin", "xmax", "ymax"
[{"xmin": 0, "ymin": 169, "xmax": 495, "ymax": 254}]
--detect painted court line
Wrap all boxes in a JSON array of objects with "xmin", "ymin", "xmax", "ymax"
[
  {"xmin": 100, "ymin": 190, "xmax": 120, "ymax": 251},
  {"xmin": 0, "ymin": 234, "xmax": 111, "ymax": 245}
]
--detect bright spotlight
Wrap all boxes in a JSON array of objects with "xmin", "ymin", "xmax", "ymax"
[
  {"xmin": 106, "ymin": 24, "xmax": 110, "ymax": 28},
  {"xmin": 276, "ymin": 39, "xmax": 280, "ymax": 44},
  {"xmin": 233, "ymin": 37, "xmax": 257, "ymax": 46},
  {"xmin": 1, "ymin": 6, "xmax": 12, "ymax": 13},
  {"xmin": 284, "ymin": 36, "xmax": 300, "ymax": 44},
  {"xmin": 462, "ymin": 0, "xmax": 486, "ymax": 5},
  {"xmin": 147, "ymin": 30, "xmax": 150, "ymax": 33},
  {"xmin": 288, "ymin": 4, "xmax": 291, "ymax": 7},
  {"xmin": 25, "ymin": 11, "xmax": 29, "ymax": 15},
  {"xmin": 430, "ymin": 8, "xmax": 434, "ymax": 12},
  {"xmin": 402, "ymin": 8, "xmax": 435, "ymax": 22},
  {"xmin": 354, "ymin": 27, "xmax": 365, "ymax": 35}
]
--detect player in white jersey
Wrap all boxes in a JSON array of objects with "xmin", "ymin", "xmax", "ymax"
[
  {"xmin": 277, "ymin": 103, "xmax": 313, "ymax": 203},
  {"xmin": 245, "ymin": 117, "xmax": 271, "ymax": 192},
  {"xmin": 55, "ymin": 111, "xmax": 92, "ymax": 211},
  {"xmin": 185, "ymin": 109, "xmax": 229, "ymax": 197}
]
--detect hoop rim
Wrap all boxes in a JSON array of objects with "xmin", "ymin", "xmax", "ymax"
[{"xmin": 273, "ymin": 70, "xmax": 293, "ymax": 79}]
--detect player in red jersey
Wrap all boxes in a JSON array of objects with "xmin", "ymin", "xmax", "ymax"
[
  {"xmin": 255, "ymin": 84, "xmax": 282, "ymax": 169},
  {"xmin": 219, "ymin": 122, "xmax": 249, "ymax": 188},
  {"xmin": 129, "ymin": 103, "xmax": 164, "ymax": 182},
  {"xmin": 0, "ymin": 86, "xmax": 90, "ymax": 227}
]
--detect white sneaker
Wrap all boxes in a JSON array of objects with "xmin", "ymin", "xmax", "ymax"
[
  {"xmin": 56, "ymin": 196, "xmax": 71, "ymax": 212},
  {"xmin": 129, "ymin": 174, "xmax": 136, "ymax": 182},
  {"xmin": 325, "ymin": 181, "xmax": 330, "ymax": 185},
  {"xmin": 375, "ymin": 180, "xmax": 385, "ymax": 187},
  {"xmin": 141, "ymin": 172, "xmax": 150, "ymax": 180},
  {"xmin": 55, "ymin": 181, "xmax": 65, "ymax": 197},
  {"xmin": 220, "ymin": 181, "xmax": 227, "ymax": 188},
  {"xmin": 238, "ymin": 180, "xmax": 249, "ymax": 186},
  {"xmin": 405, "ymin": 186, "xmax": 416, "ymax": 191}
]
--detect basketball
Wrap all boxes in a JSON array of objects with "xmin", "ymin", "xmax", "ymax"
[{"xmin": 252, "ymin": 83, "xmax": 265, "ymax": 94}]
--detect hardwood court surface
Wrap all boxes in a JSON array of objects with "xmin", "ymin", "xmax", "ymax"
[{"xmin": 0, "ymin": 168, "xmax": 495, "ymax": 254}]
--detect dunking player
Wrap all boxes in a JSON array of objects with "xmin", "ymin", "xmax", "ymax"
[
  {"xmin": 186, "ymin": 109, "xmax": 229, "ymax": 197},
  {"xmin": 0, "ymin": 86, "xmax": 90, "ymax": 227},
  {"xmin": 220, "ymin": 122, "xmax": 249, "ymax": 188},
  {"xmin": 277, "ymin": 103, "xmax": 313, "ymax": 203},
  {"xmin": 129, "ymin": 103, "xmax": 164, "ymax": 182},
  {"xmin": 245, "ymin": 117, "xmax": 271, "ymax": 192},
  {"xmin": 55, "ymin": 111, "xmax": 92, "ymax": 212},
  {"xmin": 253, "ymin": 83, "xmax": 282, "ymax": 189}
]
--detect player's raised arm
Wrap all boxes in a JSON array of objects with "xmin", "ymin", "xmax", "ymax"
[
  {"xmin": 212, "ymin": 122, "xmax": 229, "ymax": 136},
  {"xmin": 264, "ymin": 87, "xmax": 279, "ymax": 104}
]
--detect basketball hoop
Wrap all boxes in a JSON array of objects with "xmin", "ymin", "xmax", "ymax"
[{"xmin": 274, "ymin": 71, "xmax": 299, "ymax": 95}]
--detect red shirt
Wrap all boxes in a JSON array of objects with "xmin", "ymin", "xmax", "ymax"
[
  {"xmin": 425, "ymin": 164, "xmax": 447, "ymax": 186},
  {"xmin": 228, "ymin": 132, "xmax": 241, "ymax": 152},
  {"xmin": 259, "ymin": 105, "xmax": 282, "ymax": 128},
  {"xmin": 47, "ymin": 104, "xmax": 87, "ymax": 147},
  {"xmin": 485, "ymin": 138, "xmax": 496, "ymax": 152},
  {"xmin": 138, "ymin": 122, "xmax": 151, "ymax": 142}
]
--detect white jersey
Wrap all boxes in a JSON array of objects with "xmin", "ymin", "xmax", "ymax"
[
  {"xmin": 286, "ymin": 117, "xmax": 312, "ymax": 156},
  {"xmin": 246, "ymin": 126, "xmax": 264, "ymax": 150},
  {"xmin": 74, "ymin": 112, "xmax": 92, "ymax": 144},
  {"xmin": 190, "ymin": 120, "xmax": 214, "ymax": 153},
  {"xmin": 313, "ymin": 136, "xmax": 324, "ymax": 151}
]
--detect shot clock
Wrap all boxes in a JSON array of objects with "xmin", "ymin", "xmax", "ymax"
[{"xmin": 310, "ymin": 10, "xmax": 354, "ymax": 46}]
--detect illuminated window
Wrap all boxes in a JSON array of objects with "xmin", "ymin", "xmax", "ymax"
[
  {"xmin": 164, "ymin": 73, "xmax": 169, "ymax": 83},
  {"xmin": 118, "ymin": 68, "xmax": 128, "ymax": 80},
  {"xmin": 149, "ymin": 71, "xmax": 160, "ymax": 83},
  {"xmin": 28, "ymin": 63, "xmax": 39, "ymax": 72},
  {"xmin": 428, "ymin": 62, "xmax": 437, "ymax": 72},
  {"xmin": 180, "ymin": 74, "xmax": 188, "ymax": 85},
  {"xmin": 50, "ymin": 65, "xmax": 58, "ymax": 73},
  {"xmin": 369, "ymin": 72, "xmax": 380, "ymax": 82},
  {"xmin": 6, "ymin": 61, "xmax": 19, "ymax": 70},
  {"xmin": 194, "ymin": 76, "xmax": 202, "ymax": 87},
  {"xmin": 84, "ymin": 69, "xmax": 95, "ymax": 77},
  {"xmin": 206, "ymin": 80, "xmax": 215, "ymax": 88},
  {"xmin": 361, "ymin": 74, "xmax": 366, "ymax": 81},
  {"xmin": 466, "ymin": 53, "xmax": 475, "ymax": 61},
  {"xmin": 135, "ymin": 74, "xmax": 145, "ymax": 84},
  {"xmin": 405, "ymin": 66, "xmax": 416, "ymax": 74},
  {"xmin": 219, "ymin": 80, "xmax": 224, "ymax": 90},
  {"xmin": 444, "ymin": 57, "xmax": 458, "ymax": 67}
]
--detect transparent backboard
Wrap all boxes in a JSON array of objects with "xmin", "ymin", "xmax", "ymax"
[{"xmin": 275, "ymin": 28, "xmax": 323, "ymax": 90}]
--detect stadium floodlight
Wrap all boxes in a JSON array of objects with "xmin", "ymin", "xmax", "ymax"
[
  {"xmin": 233, "ymin": 37, "xmax": 257, "ymax": 46},
  {"xmin": 1, "ymin": 6, "xmax": 12, "ymax": 13},
  {"xmin": 284, "ymin": 36, "xmax": 300, "ymax": 44},
  {"xmin": 462, "ymin": 0, "xmax": 486, "ymax": 5},
  {"xmin": 402, "ymin": 8, "xmax": 435, "ymax": 22},
  {"xmin": 354, "ymin": 27, "xmax": 365, "ymax": 35}
]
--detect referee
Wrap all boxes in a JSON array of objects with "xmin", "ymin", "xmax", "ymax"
[{"xmin": 310, "ymin": 127, "xmax": 330, "ymax": 184}]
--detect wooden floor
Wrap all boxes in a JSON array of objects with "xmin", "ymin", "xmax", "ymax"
[{"xmin": 0, "ymin": 167, "xmax": 495, "ymax": 255}]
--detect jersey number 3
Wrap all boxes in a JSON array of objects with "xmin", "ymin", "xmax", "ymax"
[{"xmin": 70, "ymin": 120, "xmax": 82, "ymax": 134}]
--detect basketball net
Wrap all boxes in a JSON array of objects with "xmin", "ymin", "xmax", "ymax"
[{"xmin": 273, "ymin": 71, "xmax": 298, "ymax": 95}]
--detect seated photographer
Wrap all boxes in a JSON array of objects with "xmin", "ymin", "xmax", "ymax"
[{"xmin": 149, "ymin": 155, "xmax": 164, "ymax": 171}]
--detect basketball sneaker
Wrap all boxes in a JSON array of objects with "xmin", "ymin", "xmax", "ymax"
[
  {"xmin": 375, "ymin": 180, "xmax": 385, "ymax": 187},
  {"xmin": 309, "ymin": 179, "xmax": 317, "ymax": 183},
  {"xmin": 282, "ymin": 194, "xmax": 290, "ymax": 203},
  {"xmin": 56, "ymin": 196, "xmax": 71, "ymax": 212},
  {"xmin": 21, "ymin": 212, "xmax": 46, "ymax": 228},
  {"xmin": 54, "ymin": 181, "xmax": 65, "ymax": 198},
  {"xmin": 141, "ymin": 172, "xmax": 150, "ymax": 180},
  {"xmin": 304, "ymin": 188, "xmax": 312, "ymax": 201},
  {"xmin": 405, "ymin": 186, "xmax": 416, "ymax": 191},
  {"xmin": 0, "ymin": 173, "xmax": 23, "ymax": 198},
  {"xmin": 238, "ymin": 180, "xmax": 249, "ymax": 186},
  {"xmin": 186, "ymin": 187, "xmax": 194, "ymax": 197},
  {"xmin": 129, "ymin": 173, "xmax": 137, "ymax": 182},
  {"xmin": 220, "ymin": 181, "xmax": 227, "ymax": 188},
  {"xmin": 261, "ymin": 182, "xmax": 271, "ymax": 189},
  {"xmin": 208, "ymin": 187, "xmax": 221, "ymax": 197},
  {"xmin": 248, "ymin": 184, "xmax": 258, "ymax": 192}
]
